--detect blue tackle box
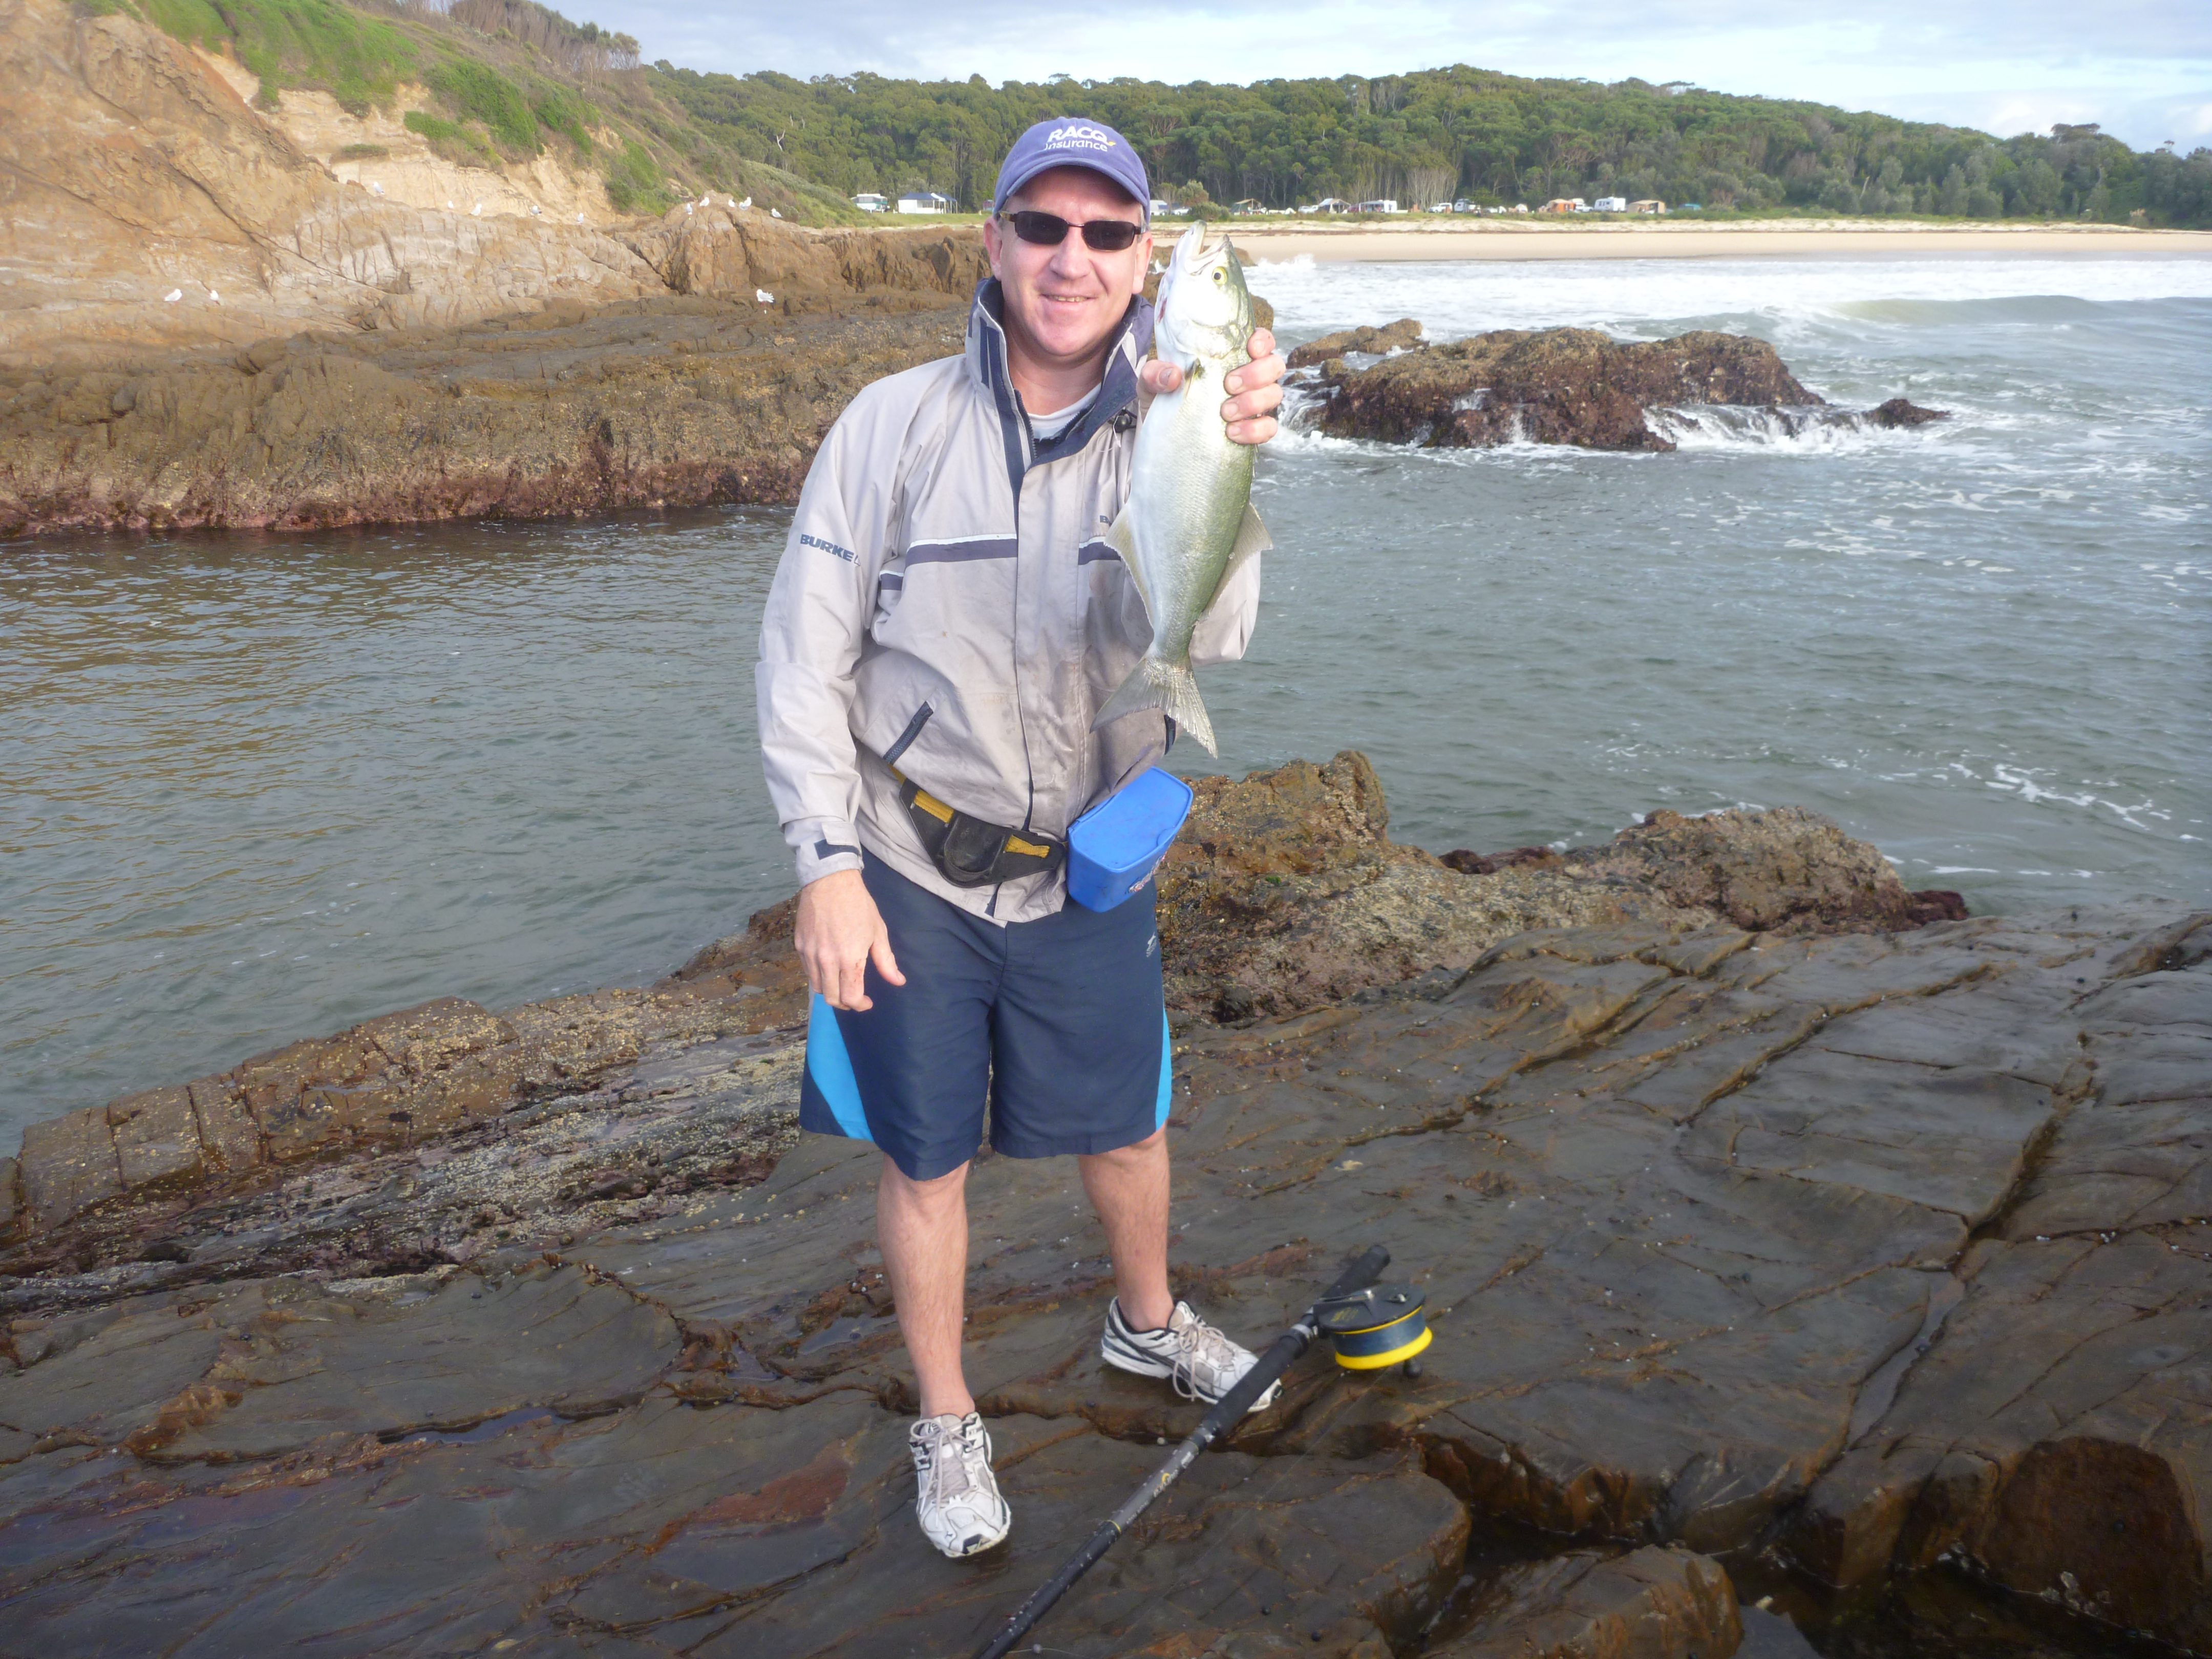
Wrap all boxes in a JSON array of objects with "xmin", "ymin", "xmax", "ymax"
[{"xmin": 1067, "ymin": 766, "xmax": 1194, "ymax": 912}]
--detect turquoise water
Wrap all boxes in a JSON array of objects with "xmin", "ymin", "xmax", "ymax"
[{"xmin": 4, "ymin": 255, "xmax": 2207, "ymax": 1138}]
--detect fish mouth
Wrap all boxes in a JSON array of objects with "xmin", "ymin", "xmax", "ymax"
[{"xmin": 1173, "ymin": 222, "xmax": 1232, "ymax": 275}]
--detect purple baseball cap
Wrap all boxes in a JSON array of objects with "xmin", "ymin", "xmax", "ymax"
[{"xmin": 993, "ymin": 118, "xmax": 1151, "ymax": 223}]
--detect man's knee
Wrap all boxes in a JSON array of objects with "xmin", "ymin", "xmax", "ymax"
[
  {"xmin": 881, "ymin": 1154, "xmax": 971, "ymax": 1210},
  {"xmin": 1082, "ymin": 1128, "xmax": 1166, "ymax": 1169}
]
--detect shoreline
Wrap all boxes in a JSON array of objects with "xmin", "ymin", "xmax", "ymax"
[{"xmin": 1224, "ymin": 219, "xmax": 2212, "ymax": 262}]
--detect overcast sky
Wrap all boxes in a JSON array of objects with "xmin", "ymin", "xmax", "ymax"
[{"xmin": 584, "ymin": 0, "xmax": 2210, "ymax": 152}]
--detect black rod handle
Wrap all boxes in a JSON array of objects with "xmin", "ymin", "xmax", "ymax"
[{"xmin": 1319, "ymin": 1244, "xmax": 1391, "ymax": 1303}]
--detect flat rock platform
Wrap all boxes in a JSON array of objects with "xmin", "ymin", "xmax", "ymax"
[{"xmin": 2, "ymin": 895, "xmax": 2205, "ymax": 1655}]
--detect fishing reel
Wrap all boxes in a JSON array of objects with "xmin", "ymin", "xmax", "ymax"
[{"xmin": 1313, "ymin": 1282, "xmax": 1431, "ymax": 1376}]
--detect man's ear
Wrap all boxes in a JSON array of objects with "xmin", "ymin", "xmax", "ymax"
[{"xmin": 983, "ymin": 216, "xmax": 1006, "ymax": 280}]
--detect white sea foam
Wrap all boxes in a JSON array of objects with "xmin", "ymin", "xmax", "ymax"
[
  {"xmin": 1648, "ymin": 405, "xmax": 1929, "ymax": 455},
  {"xmin": 1257, "ymin": 254, "xmax": 2212, "ymax": 346}
]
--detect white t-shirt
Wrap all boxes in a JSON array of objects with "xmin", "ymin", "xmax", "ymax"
[{"xmin": 1028, "ymin": 384, "xmax": 1101, "ymax": 443}]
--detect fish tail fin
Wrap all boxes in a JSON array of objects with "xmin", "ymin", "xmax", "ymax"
[{"xmin": 1095, "ymin": 654, "xmax": 1217, "ymax": 757}]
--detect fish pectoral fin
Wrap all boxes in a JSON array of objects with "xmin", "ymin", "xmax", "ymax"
[
  {"xmin": 1104, "ymin": 506, "xmax": 1154, "ymax": 623},
  {"xmin": 1221, "ymin": 500, "xmax": 1270, "ymax": 585}
]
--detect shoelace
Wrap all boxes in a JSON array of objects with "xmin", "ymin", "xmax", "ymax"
[
  {"xmin": 917, "ymin": 1420, "xmax": 984, "ymax": 1503},
  {"xmin": 1171, "ymin": 1318, "xmax": 1245, "ymax": 1401}
]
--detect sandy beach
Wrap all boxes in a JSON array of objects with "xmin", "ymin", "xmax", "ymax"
[{"xmin": 1228, "ymin": 217, "xmax": 2212, "ymax": 261}]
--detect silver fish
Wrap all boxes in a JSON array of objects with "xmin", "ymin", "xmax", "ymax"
[{"xmin": 1094, "ymin": 223, "xmax": 1269, "ymax": 757}]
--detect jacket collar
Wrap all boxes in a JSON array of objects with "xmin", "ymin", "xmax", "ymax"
[{"xmin": 965, "ymin": 279, "xmax": 1153, "ymax": 492}]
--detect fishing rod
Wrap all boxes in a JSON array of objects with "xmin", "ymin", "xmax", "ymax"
[{"xmin": 971, "ymin": 1243, "xmax": 1407, "ymax": 1659}]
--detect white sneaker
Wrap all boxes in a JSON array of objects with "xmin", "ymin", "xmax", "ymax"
[
  {"xmin": 908, "ymin": 1412, "xmax": 1011, "ymax": 1558},
  {"xmin": 1100, "ymin": 1298, "xmax": 1282, "ymax": 1413}
]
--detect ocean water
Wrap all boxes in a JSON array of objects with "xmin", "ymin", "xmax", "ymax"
[{"xmin": 4, "ymin": 254, "xmax": 2208, "ymax": 1137}]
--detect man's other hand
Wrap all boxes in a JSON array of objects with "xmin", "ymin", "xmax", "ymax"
[
  {"xmin": 1140, "ymin": 327, "xmax": 1285, "ymax": 445},
  {"xmin": 795, "ymin": 869, "xmax": 905, "ymax": 1011}
]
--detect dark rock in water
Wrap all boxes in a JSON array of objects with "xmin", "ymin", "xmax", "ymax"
[
  {"xmin": 1562, "ymin": 805, "xmax": 1960, "ymax": 934},
  {"xmin": 1443, "ymin": 846, "xmax": 1562, "ymax": 876},
  {"xmin": 1286, "ymin": 317, "xmax": 1424, "ymax": 369},
  {"xmin": 1905, "ymin": 887, "xmax": 1969, "ymax": 925},
  {"xmin": 1864, "ymin": 395, "xmax": 1951, "ymax": 427},
  {"xmin": 1302, "ymin": 326, "xmax": 1822, "ymax": 451},
  {"xmin": 1451, "ymin": 815, "xmax": 1965, "ymax": 935},
  {"xmin": 1296, "ymin": 325, "xmax": 1950, "ymax": 453}
]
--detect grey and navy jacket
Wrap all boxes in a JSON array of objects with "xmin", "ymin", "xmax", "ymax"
[{"xmin": 756, "ymin": 280, "xmax": 1265, "ymax": 924}]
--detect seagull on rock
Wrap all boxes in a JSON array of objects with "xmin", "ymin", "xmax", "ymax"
[
  {"xmin": 770, "ymin": 207, "xmax": 781, "ymax": 218},
  {"xmin": 163, "ymin": 288, "xmax": 183, "ymax": 303},
  {"xmin": 472, "ymin": 202, "xmax": 482, "ymax": 216},
  {"xmin": 370, "ymin": 181, "xmax": 384, "ymax": 195},
  {"xmin": 755, "ymin": 288, "xmax": 773, "ymax": 303},
  {"xmin": 738, "ymin": 197, "xmax": 752, "ymax": 209}
]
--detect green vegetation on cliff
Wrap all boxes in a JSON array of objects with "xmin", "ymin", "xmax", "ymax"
[{"xmin": 106, "ymin": 0, "xmax": 865, "ymax": 222}]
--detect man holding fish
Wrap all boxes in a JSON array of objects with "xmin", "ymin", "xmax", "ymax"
[{"xmin": 756, "ymin": 118, "xmax": 1284, "ymax": 1558}]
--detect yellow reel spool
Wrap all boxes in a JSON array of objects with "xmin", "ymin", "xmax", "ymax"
[{"xmin": 1314, "ymin": 1283, "xmax": 1432, "ymax": 1371}]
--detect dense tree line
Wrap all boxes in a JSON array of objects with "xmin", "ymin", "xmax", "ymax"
[{"xmin": 646, "ymin": 65, "xmax": 2212, "ymax": 227}]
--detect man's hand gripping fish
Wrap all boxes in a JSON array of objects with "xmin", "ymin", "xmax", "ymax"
[{"xmin": 1093, "ymin": 223, "xmax": 1270, "ymax": 757}]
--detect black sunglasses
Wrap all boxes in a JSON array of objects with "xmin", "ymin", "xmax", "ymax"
[{"xmin": 998, "ymin": 208, "xmax": 1144, "ymax": 252}]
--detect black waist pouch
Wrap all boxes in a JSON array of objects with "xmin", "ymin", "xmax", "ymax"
[{"xmin": 899, "ymin": 775, "xmax": 1065, "ymax": 888}]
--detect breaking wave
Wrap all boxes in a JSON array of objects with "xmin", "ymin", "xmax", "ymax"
[{"xmin": 1648, "ymin": 403, "xmax": 1940, "ymax": 454}]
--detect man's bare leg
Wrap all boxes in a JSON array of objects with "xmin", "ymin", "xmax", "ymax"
[
  {"xmin": 878, "ymin": 1156, "xmax": 974, "ymax": 1418},
  {"xmin": 1079, "ymin": 1128, "xmax": 1174, "ymax": 1330}
]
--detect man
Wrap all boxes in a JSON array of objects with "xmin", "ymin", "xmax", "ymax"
[{"xmin": 756, "ymin": 118, "xmax": 1285, "ymax": 1559}]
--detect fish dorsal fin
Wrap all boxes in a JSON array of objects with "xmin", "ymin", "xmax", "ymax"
[{"xmin": 1103, "ymin": 505, "xmax": 1154, "ymax": 624}]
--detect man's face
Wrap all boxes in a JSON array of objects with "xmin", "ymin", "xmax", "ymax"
[{"xmin": 984, "ymin": 166, "xmax": 1152, "ymax": 369}]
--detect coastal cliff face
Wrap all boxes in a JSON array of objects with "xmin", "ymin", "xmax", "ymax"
[
  {"xmin": 0, "ymin": 0, "xmax": 999, "ymax": 538},
  {"xmin": 2, "ymin": 0, "xmax": 650, "ymax": 361},
  {"xmin": 0, "ymin": 760, "xmax": 2203, "ymax": 1655}
]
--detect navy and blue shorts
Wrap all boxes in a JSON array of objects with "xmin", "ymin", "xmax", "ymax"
[{"xmin": 799, "ymin": 859, "xmax": 1172, "ymax": 1181}]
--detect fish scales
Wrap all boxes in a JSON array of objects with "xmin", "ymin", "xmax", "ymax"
[{"xmin": 1094, "ymin": 224, "xmax": 1269, "ymax": 757}]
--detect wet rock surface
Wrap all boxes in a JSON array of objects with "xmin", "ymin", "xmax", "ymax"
[
  {"xmin": 1159, "ymin": 756, "xmax": 1966, "ymax": 1025},
  {"xmin": 1433, "ymin": 1545, "xmax": 1743, "ymax": 1657},
  {"xmin": 0, "ymin": 294, "xmax": 972, "ymax": 539},
  {"xmin": 2, "ymin": 759, "xmax": 2204, "ymax": 1654},
  {"xmin": 1285, "ymin": 317, "xmax": 1426, "ymax": 369},
  {"xmin": 1294, "ymin": 325, "xmax": 1946, "ymax": 452}
]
